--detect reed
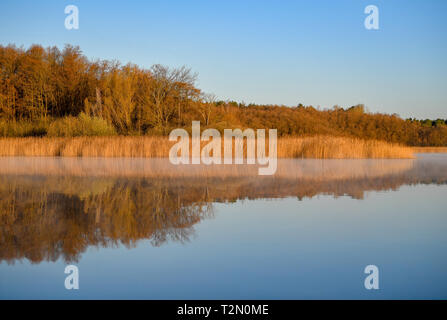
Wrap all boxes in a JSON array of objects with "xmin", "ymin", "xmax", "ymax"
[
  {"xmin": 0, "ymin": 136, "xmax": 414, "ymax": 159},
  {"xmin": 277, "ymin": 136, "xmax": 414, "ymax": 159}
]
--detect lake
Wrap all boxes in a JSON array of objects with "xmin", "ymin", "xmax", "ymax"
[{"xmin": 1, "ymin": 154, "xmax": 446, "ymax": 299}]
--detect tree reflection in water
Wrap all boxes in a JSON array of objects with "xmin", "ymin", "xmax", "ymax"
[{"xmin": 1, "ymin": 155, "xmax": 446, "ymax": 264}]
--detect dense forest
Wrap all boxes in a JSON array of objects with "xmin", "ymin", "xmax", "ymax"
[{"xmin": 1, "ymin": 44, "xmax": 446, "ymax": 146}]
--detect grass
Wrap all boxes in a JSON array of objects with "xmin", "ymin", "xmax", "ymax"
[
  {"xmin": 277, "ymin": 136, "xmax": 414, "ymax": 159},
  {"xmin": 0, "ymin": 135, "xmax": 414, "ymax": 159}
]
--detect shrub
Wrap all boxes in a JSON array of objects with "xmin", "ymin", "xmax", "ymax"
[
  {"xmin": 0, "ymin": 120, "xmax": 49, "ymax": 137},
  {"xmin": 47, "ymin": 113, "xmax": 116, "ymax": 137}
]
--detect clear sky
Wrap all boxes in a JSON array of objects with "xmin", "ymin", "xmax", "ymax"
[{"xmin": 0, "ymin": 0, "xmax": 446, "ymax": 119}]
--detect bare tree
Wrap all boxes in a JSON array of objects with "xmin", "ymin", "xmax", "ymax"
[
  {"xmin": 195, "ymin": 93, "xmax": 216, "ymax": 126},
  {"xmin": 148, "ymin": 65, "xmax": 198, "ymax": 132}
]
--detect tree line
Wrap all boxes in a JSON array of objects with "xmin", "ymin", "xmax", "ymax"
[{"xmin": 1, "ymin": 44, "xmax": 446, "ymax": 146}]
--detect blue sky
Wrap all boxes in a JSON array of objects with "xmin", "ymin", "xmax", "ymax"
[{"xmin": 0, "ymin": 0, "xmax": 446, "ymax": 119}]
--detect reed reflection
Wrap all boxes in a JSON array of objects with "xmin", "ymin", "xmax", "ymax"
[{"xmin": 1, "ymin": 155, "xmax": 446, "ymax": 264}]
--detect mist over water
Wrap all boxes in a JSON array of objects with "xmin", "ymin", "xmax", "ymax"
[{"xmin": 1, "ymin": 154, "xmax": 446, "ymax": 299}]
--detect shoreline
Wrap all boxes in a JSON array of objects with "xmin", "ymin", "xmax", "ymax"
[{"xmin": 412, "ymin": 147, "xmax": 447, "ymax": 153}]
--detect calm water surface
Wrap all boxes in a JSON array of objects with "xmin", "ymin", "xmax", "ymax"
[{"xmin": 0, "ymin": 154, "xmax": 446, "ymax": 299}]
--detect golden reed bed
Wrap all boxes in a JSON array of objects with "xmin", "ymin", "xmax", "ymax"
[{"xmin": 0, "ymin": 136, "xmax": 414, "ymax": 159}]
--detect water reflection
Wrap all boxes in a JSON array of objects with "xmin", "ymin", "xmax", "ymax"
[{"xmin": 1, "ymin": 155, "xmax": 446, "ymax": 264}]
